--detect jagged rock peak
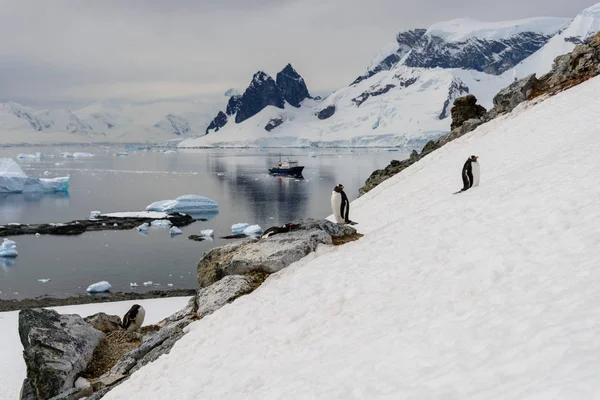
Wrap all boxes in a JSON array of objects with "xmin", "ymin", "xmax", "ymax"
[
  {"xmin": 276, "ymin": 63, "xmax": 311, "ymax": 107},
  {"xmin": 235, "ymin": 72, "xmax": 285, "ymax": 123}
]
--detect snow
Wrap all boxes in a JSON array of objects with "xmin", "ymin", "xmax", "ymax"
[
  {"xmin": 231, "ymin": 223, "xmax": 249, "ymax": 234},
  {"xmin": 106, "ymin": 76, "xmax": 600, "ymax": 399},
  {"xmin": 0, "ymin": 297, "xmax": 192, "ymax": 400},
  {"xmin": 0, "ymin": 158, "xmax": 70, "ymax": 193},
  {"xmin": 242, "ymin": 224, "xmax": 263, "ymax": 236},
  {"xmin": 146, "ymin": 195, "xmax": 219, "ymax": 214},
  {"xmin": 0, "ymin": 239, "xmax": 18, "ymax": 257},
  {"xmin": 426, "ymin": 17, "xmax": 569, "ymax": 42},
  {"xmin": 86, "ymin": 281, "xmax": 112, "ymax": 293},
  {"xmin": 102, "ymin": 211, "xmax": 169, "ymax": 219}
]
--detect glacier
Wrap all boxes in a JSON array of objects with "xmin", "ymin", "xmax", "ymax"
[{"xmin": 0, "ymin": 158, "xmax": 69, "ymax": 193}]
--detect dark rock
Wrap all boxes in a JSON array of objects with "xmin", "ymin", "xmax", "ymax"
[
  {"xmin": 205, "ymin": 111, "xmax": 228, "ymax": 134},
  {"xmin": 317, "ymin": 105, "xmax": 336, "ymax": 120},
  {"xmin": 352, "ymin": 84, "xmax": 396, "ymax": 107},
  {"xmin": 188, "ymin": 235, "xmax": 206, "ymax": 242},
  {"xmin": 48, "ymin": 386, "xmax": 93, "ymax": 400},
  {"xmin": 276, "ymin": 64, "xmax": 311, "ymax": 107},
  {"xmin": 226, "ymin": 95, "xmax": 242, "ymax": 116},
  {"xmin": 0, "ymin": 213, "xmax": 194, "ymax": 237},
  {"xmin": 439, "ymin": 79, "xmax": 470, "ymax": 119},
  {"xmin": 450, "ymin": 94, "xmax": 487, "ymax": 130},
  {"xmin": 265, "ymin": 117, "xmax": 284, "ymax": 132},
  {"xmin": 492, "ymin": 74, "xmax": 539, "ymax": 114},
  {"xmin": 219, "ymin": 233, "xmax": 248, "ymax": 239},
  {"xmin": 20, "ymin": 378, "xmax": 35, "ymax": 400},
  {"xmin": 19, "ymin": 308, "xmax": 104, "ymax": 399},
  {"xmin": 421, "ymin": 140, "xmax": 440, "ymax": 154},
  {"xmin": 291, "ymin": 218, "xmax": 357, "ymax": 237},
  {"xmin": 235, "ymin": 71, "xmax": 285, "ymax": 123}
]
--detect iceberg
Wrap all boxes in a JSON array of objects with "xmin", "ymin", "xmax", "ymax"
[
  {"xmin": 17, "ymin": 152, "xmax": 42, "ymax": 160},
  {"xmin": 72, "ymin": 152, "xmax": 95, "ymax": 158},
  {"xmin": 146, "ymin": 195, "xmax": 219, "ymax": 215},
  {"xmin": 0, "ymin": 158, "xmax": 69, "ymax": 193},
  {"xmin": 86, "ymin": 281, "xmax": 111, "ymax": 293},
  {"xmin": 169, "ymin": 226, "xmax": 182, "ymax": 236},
  {"xmin": 0, "ymin": 239, "xmax": 18, "ymax": 257},
  {"xmin": 90, "ymin": 210, "xmax": 101, "ymax": 219},
  {"xmin": 232, "ymin": 223, "xmax": 249, "ymax": 234},
  {"xmin": 201, "ymin": 229, "xmax": 215, "ymax": 238},
  {"xmin": 243, "ymin": 225, "xmax": 263, "ymax": 236},
  {"xmin": 114, "ymin": 152, "xmax": 129, "ymax": 156},
  {"xmin": 60, "ymin": 152, "xmax": 74, "ymax": 158},
  {"xmin": 136, "ymin": 222, "xmax": 149, "ymax": 231},
  {"xmin": 151, "ymin": 220, "xmax": 172, "ymax": 227}
]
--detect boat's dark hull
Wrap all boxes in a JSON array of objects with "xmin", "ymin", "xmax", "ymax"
[{"xmin": 268, "ymin": 166, "xmax": 305, "ymax": 175}]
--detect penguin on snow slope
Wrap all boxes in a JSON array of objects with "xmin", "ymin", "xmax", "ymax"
[
  {"xmin": 122, "ymin": 304, "xmax": 146, "ymax": 331},
  {"xmin": 460, "ymin": 155, "xmax": 480, "ymax": 192}
]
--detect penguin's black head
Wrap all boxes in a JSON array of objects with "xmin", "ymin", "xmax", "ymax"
[
  {"xmin": 470, "ymin": 155, "xmax": 478, "ymax": 161},
  {"xmin": 131, "ymin": 304, "xmax": 141, "ymax": 311}
]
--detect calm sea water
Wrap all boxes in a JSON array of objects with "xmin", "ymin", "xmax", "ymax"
[{"xmin": 0, "ymin": 146, "xmax": 409, "ymax": 299}]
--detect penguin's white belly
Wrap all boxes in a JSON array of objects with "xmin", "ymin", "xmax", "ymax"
[
  {"xmin": 471, "ymin": 161, "xmax": 480, "ymax": 187},
  {"xmin": 331, "ymin": 192, "xmax": 343, "ymax": 223},
  {"xmin": 128, "ymin": 307, "xmax": 146, "ymax": 331}
]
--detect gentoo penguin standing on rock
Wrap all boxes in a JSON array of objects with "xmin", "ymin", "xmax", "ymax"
[
  {"xmin": 461, "ymin": 155, "xmax": 480, "ymax": 191},
  {"xmin": 331, "ymin": 185, "xmax": 344, "ymax": 224},
  {"xmin": 122, "ymin": 304, "xmax": 145, "ymax": 331}
]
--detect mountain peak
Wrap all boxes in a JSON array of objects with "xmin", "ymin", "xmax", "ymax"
[{"xmin": 276, "ymin": 64, "xmax": 311, "ymax": 107}]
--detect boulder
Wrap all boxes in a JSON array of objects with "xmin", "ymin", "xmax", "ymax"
[
  {"xmin": 450, "ymin": 94, "xmax": 486, "ymax": 130},
  {"xmin": 84, "ymin": 313, "xmax": 122, "ymax": 333},
  {"xmin": 197, "ymin": 228, "xmax": 332, "ymax": 287},
  {"xmin": 265, "ymin": 117, "xmax": 284, "ymax": 132},
  {"xmin": 492, "ymin": 74, "xmax": 538, "ymax": 114},
  {"xmin": 195, "ymin": 275, "xmax": 253, "ymax": 318},
  {"xmin": 292, "ymin": 218, "xmax": 357, "ymax": 238},
  {"xmin": 276, "ymin": 63, "xmax": 311, "ymax": 107},
  {"xmin": 317, "ymin": 105, "xmax": 336, "ymax": 120},
  {"xmin": 19, "ymin": 308, "xmax": 104, "ymax": 399}
]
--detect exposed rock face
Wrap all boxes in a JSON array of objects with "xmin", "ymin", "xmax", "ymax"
[
  {"xmin": 19, "ymin": 308, "xmax": 104, "ymax": 399},
  {"xmin": 276, "ymin": 63, "xmax": 311, "ymax": 107},
  {"xmin": 226, "ymin": 95, "xmax": 242, "ymax": 116},
  {"xmin": 450, "ymin": 94, "xmax": 487, "ymax": 130},
  {"xmin": 352, "ymin": 84, "xmax": 396, "ymax": 107},
  {"xmin": 195, "ymin": 275, "xmax": 253, "ymax": 318},
  {"xmin": 84, "ymin": 313, "xmax": 122, "ymax": 334},
  {"xmin": 205, "ymin": 111, "xmax": 227, "ymax": 134},
  {"xmin": 198, "ymin": 219, "xmax": 355, "ymax": 287},
  {"xmin": 265, "ymin": 117, "xmax": 284, "ymax": 132},
  {"xmin": 439, "ymin": 79, "xmax": 470, "ymax": 120},
  {"xmin": 317, "ymin": 105, "xmax": 336, "ymax": 120},
  {"xmin": 154, "ymin": 114, "xmax": 191, "ymax": 136},
  {"xmin": 492, "ymin": 74, "xmax": 539, "ymax": 115},
  {"xmin": 235, "ymin": 72, "xmax": 285, "ymax": 123}
]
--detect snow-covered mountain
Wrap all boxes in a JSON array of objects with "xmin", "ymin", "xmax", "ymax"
[{"xmin": 179, "ymin": 3, "xmax": 600, "ymax": 149}]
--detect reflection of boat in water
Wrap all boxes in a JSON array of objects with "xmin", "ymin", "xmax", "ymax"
[{"xmin": 269, "ymin": 159, "xmax": 304, "ymax": 176}]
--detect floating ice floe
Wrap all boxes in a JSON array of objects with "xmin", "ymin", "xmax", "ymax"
[
  {"xmin": 143, "ymin": 281, "xmax": 153, "ymax": 286},
  {"xmin": 201, "ymin": 229, "xmax": 215, "ymax": 238},
  {"xmin": 130, "ymin": 282, "xmax": 139, "ymax": 288},
  {"xmin": 72, "ymin": 152, "xmax": 95, "ymax": 158},
  {"xmin": 167, "ymin": 283, "xmax": 173, "ymax": 287},
  {"xmin": 146, "ymin": 195, "xmax": 219, "ymax": 215},
  {"xmin": 86, "ymin": 281, "xmax": 112, "ymax": 293},
  {"xmin": 136, "ymin": 223, "xmax": 149, "ymax": 231},
  {"xmin": 114, "ymin": 152, "xmax": 129, "ymax": 156},
  {"xmin": 0, "ymin": 239, "xmax": 18, "ymax": 257},
  {"xmin": 89, "ymin": 210, "xmax": 101, "ymax": 219},
  {"xmin": 17, "ymin": 152, "xmax": 42, "ymax": 160},
  {"xmin": 151, "ymin": 220, "xmax": 172, "ymax": 227},
  {"xmin": 231, "ymin": 223, "xmax": 249, "ymax": 234},
  {"xmin": 169, "ymin": 226, "xmax": 182, "ymax": 236},
  {"xmin": 60, "ymin": 152, "xmax": 74, "ymax": 158},
  {"xmin": 243, "ymin": 225, "xmax": 263, "ymax": 236},
  {"xmin": 0, "ymin": 158, "xmax": 69, "ymax": 193},
  {"xmin": 37, "ymin": 278, "xmax": 51, "ymax": 283}
]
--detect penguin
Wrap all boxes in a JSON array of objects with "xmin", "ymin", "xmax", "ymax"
[
  {"xmin": 261, "ymin": 223, "xmax": 297, "ymax": 239},
  {"xmin": 461, "ymin": 155, "xmax": 479, "ymax": 191},
  {"xmin": 331, "ymin": 185, "xmax": 344, "ymax": 224},
  {"xmin": 122, "ymin": 304, "xmax": 145, "ymax": 332}
]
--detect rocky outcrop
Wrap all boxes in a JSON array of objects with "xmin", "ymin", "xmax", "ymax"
[
  {"xmin": 205, "ymin": 111, "xmax": 227, "ymax": 134},
  {"xmin": 235, "ymin": 72, "xmax": 285, "ymax": 123},
  {"xmin": 317, "ymin": 105, "xmax": 336, "ymax": 120},
  {"xmin": 226, "ymin": 95, "xmax": 242, "ymax": 116},
  {"xmin": 492, "ymin": 74, "xmax": 539, "ymax": 115},
  {"xmin": 352, "ymin": 84, "xmax": 396, "ymax": 107},
  {"xmin": 19, "ymin": 308, "xmax": 104, "ymax": 399},
  {"xmin": 450, "ymin": 94, "xmax": 487, "ymax": 130},
  {"xmin": 197, "ymin": 219, "xmax": 355, "ymax": 287},
  {"xmin": 84, "ymin": 313, "xmax": 122, "ymax": 334},
  {"xmin": 276, "ymin": 64, "xmax": 311, "ymax": 107},
  {"xmin": 265, "ymin": 117, "xmax": 284, "ymax": 132},
  {"xmin": 0, "ymin": 213, "xmax": 195, "ymax": 237},
  {"xmin": 195, "ymin": 275, "xmax": 253, "ymax": 318},
  {"xmin": 439, "ymin": 79, "xmax": 470, "ymax": 120}
]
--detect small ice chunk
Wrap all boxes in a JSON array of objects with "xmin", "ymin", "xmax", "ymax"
[
  {"xmin": 130, "ymin": 282, "xmax": 139, "ymax": 287},
  {"xmin": 151, "ymin": 220, "xmax": 172, "ymax": 227},
  {"xmin": 43, "ymin": 171, "xmax": 50, "ymax": 176},
  {"xmin": 146, "ymin": 194, "xmax": 219, "ymax": 214},
  {"xmin": 60, "ymin": 152, "xmax": 74, "ymax": 158},
  {"xmin": 231, "ymin": 223, "xmax": 249, "ymax": 234},
  {"xmin": 0, "ymin": 239, "xmax": 18, "ymax": 257},
  {"xmin": 17, "ymin": 153, "xmax": 42, "ymax": 160},
  {"xmin": 114, "ymin": 152, "xmax": 128, "ymax": 156},
  {"xmin": 200, "ymin": 229, "xmax": 215, "ymax": 238},
  {"xmin": 143, "ymin": 281, "xmax": 153, "ymax": 286},
  {"xmin": 170, "ymin": 226, "xmax": 182, "ymax": 236},
  {"xmin": 113, "ymin": 223, "xmax": 118, "ymax": 227},
  {"xmin": 243, "ymin": 225, "xmax": 263, "ymax": 236},
  {"xmin": 167, "ymin": 283, "xmax": 173, "ymax": 287},
  {"xmin": 38, "ymin": 278, "xmax": 51, "ymax": 283},
  {"xmin": 90, "ymin": 210, "xmax": 101, "ymax": 219},
  {"xmin": 74, "ymin": 377, "xmax": 91, "ymax": 389},
  {"xmin": 86, "ymin": 281, "xmax": 111, "ymax": 293},
  {"xmin": 72, "ymin": 152, "xmax": 95, "ymax": 158},
  {"xmin": 216, "ymin": 172, "xmax": 225, "ymax": 176},
  {"xmin": 136, "ymin": 223, "xmax": 149, "ymax": 231},
  {"xmin": 35, "ymin": 233, "xmax": 41, "ymax": 237}
]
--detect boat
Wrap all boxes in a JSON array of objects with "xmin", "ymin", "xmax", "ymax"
[{"xmin": 269, "ymin": 158, "xmax": 305, "ymax": 175}]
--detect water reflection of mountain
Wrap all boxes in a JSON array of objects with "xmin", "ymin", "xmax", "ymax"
[{"xmin": 0, "ymin": 192, "xmax": 70, "ymax": 223}]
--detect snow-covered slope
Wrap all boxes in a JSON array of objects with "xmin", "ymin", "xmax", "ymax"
[
  {"xmin": 513, "ymin": 3, "xmax": 600, "ymax": 77},
  {"xmin": 106, "ymin": 74, "xmax": 600, "ymax": 399}
]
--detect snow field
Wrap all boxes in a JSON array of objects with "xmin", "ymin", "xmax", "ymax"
[{"xmin": 106, "ymin": 76, "xmax": 600, "ymax": 399}]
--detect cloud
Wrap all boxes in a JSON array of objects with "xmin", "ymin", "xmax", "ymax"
[{"xmin": 0, "ymin": 0, "xmax": 596, "ymax": 107}]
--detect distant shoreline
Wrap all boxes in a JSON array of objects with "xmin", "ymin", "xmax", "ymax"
[{"xmin": 0, "ymin": 288, "xmax": 196, "ymax": 312}]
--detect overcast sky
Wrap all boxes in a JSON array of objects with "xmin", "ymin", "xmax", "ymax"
[{"xmin": 0, "ymin": 0, "xmax": 597, "ymax": 108}]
